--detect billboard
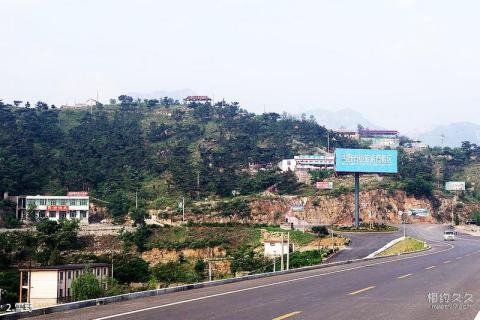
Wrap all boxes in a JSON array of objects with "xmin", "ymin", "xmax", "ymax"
[
  {"xmin": 445, "ymin": 181, "xmax": 465, "ymax": 191},
  {"xmin": 335, "ymin": 148, "xmax": 398, "ymax": 174},
  {"xmin": 316, "ymin": 181, "xmax": 333, "ymax": 189}
]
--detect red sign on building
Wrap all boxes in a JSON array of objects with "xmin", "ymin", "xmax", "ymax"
[
  {"xmin": 47, "ymin": 205, "xmax": 69, "ymax": 211},
  {"xmin": 67, "ymin": 191, "xmax": 89, "ymax": 196}
]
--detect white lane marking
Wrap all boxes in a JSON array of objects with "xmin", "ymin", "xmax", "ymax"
[
  {"xmin": 92, "ymin": 239, "xmax": 454, "ymax": 319},
  {"xmin": 456, "ymin": 257, "xmax": 462, "ymax": 260},
  {"xmin": 474, "ymin": 310, "xmax": 480, "ymax": 320}
]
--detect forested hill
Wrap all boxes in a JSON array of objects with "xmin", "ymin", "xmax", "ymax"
[{"xmin": 0, "ymin": 98, "xmax": 359, "ymax": 209}]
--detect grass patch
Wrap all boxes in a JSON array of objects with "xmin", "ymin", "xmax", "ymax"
[
  {"xmin": 378, "ymin": 237, "xmax": 427, "ymax": 256},
  {"xmin": 334, "ymin": 223, "xmax": 398, "ymax": 233},
  {"xmin": 261, "ymin": 226, "xmax": 316, "ymax": 246},
  {"xmin": 273, "ymin": 249, "xmax": 334, "ymax": 270},
  {"xmin": 147, "ymin": 225, "xmax": 261, "ymax": 251}
]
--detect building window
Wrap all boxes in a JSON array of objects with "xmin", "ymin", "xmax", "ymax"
[
  {"xmin": 80, "ymin": 211, "xmax": 87, "ymax": 218},
  {"xmin": 96, "ymin": 268, "xmax": 100, "ymax": 276},
  {"xmin": 60, "ymin": 199, "xmax": 67, "ymax": 205},
  {"xmin": 79, "ymin": 199, "xmax": 88, "ymax": 206},
  {"xmin": 67, "ymin": 288, "xmax": 70, "ymax": 297},
  {"xmin": 59, "ymin": 211, "xmax": 66, "ymax": 219},
  {"xmin": 68, "ymin": 271, "xmax": 71, "ymax": 280},
  {"xmin": 40, "ymin": 199, "xmax": 46, "ymax": 205},
  {"xmin": 60, "ymin": 272, "xmax": 64, "ymax": 281},
  {"xmin": 69, "ymin": 199, "xmax": 77, "ymax": 206},
  {"xmin": 59, "ymin": 289, "xmax": 63, "ymax": 297},
  {"xmin": 39, "ymin": 211, "xmax": 46, "ymax": 218},
  {"xmin": 75, "ymin": 270, "xmax": 79, "ymax": 278},
  {"xmin": 49, "ymin": 199, "xmax": 57, "ymax": 206},
  {"xmin": 103, "ymin": 268, "xmax": 107, "ymax": 275},
  {"xmin": 69, "ymin": 211, "xmax": 76, "ymax": 218},
  {"xmin": 49, "ymin": 211, "xmax": 56, "ymax": 218}
]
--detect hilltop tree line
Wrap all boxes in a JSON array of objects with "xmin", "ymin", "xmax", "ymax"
[{"xmin": 0, "ymin": 97, "xmax": 359, "ymax": 219}]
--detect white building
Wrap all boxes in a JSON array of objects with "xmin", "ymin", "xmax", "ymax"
[
  {"xmin": 19, "ymin": 263, "xmax": 109, "ymax": 308},
  {"xmin": 17, "ymin": 192, "xmax": 90, "ymax": 224},
  {"xmin": 278, "ymin": 154, "xmax": 334, "ymax": 172},
  {"xmin": 61, "ymin": 99, "xmax": 99, "ymax": 109}
]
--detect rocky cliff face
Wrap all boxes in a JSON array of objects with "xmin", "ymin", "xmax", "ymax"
[{"xmin": 183, "ymin": 189, "xmax": 479, "ymax": 225}]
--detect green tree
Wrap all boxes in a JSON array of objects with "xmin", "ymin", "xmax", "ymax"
[
  {"xmin": 113, "ymin": 256, "xmax": 150, "ymax": 283},
  {"xmin": 26, "ymin": 203, "xmax": 37, "ymax": 223},
  {"xmin": 71, "ymin": 270, "xmax": 103, "ymax": 301},
  {"xmin": 129, "ymin": 207, "xmax": 147, "ymax": 226}
]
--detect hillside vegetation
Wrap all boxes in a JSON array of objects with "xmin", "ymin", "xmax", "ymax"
[{"xmin": 0, "ymin": 98, "xmax": 359, "ymax": 222}]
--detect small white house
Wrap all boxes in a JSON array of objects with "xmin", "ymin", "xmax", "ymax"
[
  {"xmin": 264, "ymin": 240, "xmax": 293, "ymax": 257},
  {"xmin": 19, "ymin": 263, "xmax": 109, "ymax": 308},
  {"xmin": 277, "ymin": 159, "xmax": 297, "ymax": 172}
]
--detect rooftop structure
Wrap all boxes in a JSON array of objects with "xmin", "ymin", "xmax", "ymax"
[
  {"xmin": 61, "ymin": 99, "xmax": 99, "ymax": 109},
  {"xmin": 183, "ymin": 96, "xmax": 212, "ymax": 103}
]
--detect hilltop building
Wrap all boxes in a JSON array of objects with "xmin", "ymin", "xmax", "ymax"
[
  {"xmin": 183, "ymin": 96, "xmax": 212, "ymax": 104},
  {"xmin": 359, "ymin": 129, "xmax": 399, "ymax": 149},
  {"xmin": 333, "ymin": 129, "xmax": 400, "ymax": 149},
  {"xmin": 61, "ymin": 99, "xmax": 99, "ymax": 109},
  {"xmin": 278, "ymin": 154, "xmax": 335, "ymax": 173}
]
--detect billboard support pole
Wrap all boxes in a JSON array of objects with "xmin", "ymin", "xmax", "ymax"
[{"xmin": 354, "ymin": 173, "xmax": 360, "ymax": 228}]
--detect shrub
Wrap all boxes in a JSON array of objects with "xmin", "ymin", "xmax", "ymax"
[
  {"xmin": 71, "ymin": 271, "xmax": 102, "ymax": 301},
  {"xmin": 114, "ymin": 256, "xmax": 150, "ymax": 283},
  {"xmin": 152, "ymin": 261, "xmax": 201, "ymax": 285},
  {"xmin": 311, "ymin": 225, "xmax": 329, "ymax": 236}
]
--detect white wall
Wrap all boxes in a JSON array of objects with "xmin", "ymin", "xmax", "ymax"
[
  {"xmin": 278, "ymin": 159, "xmax": 297, "ymax": 172},
  {"xmin": 264, "ymin": 242, "xmax": 289, "ymax": 257},
  {"xmin": 29, "ymin": 271, "xmax": 58, "ymax": 308}
]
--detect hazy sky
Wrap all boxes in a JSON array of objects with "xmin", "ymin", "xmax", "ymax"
[{"xmin": 1, "ymin": 0, "xmax": 480, "ymax": 134}]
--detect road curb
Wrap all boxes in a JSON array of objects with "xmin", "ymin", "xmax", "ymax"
[{"xmin": 0, "ymin": 244, "xmax": 432, "ymax": 319}]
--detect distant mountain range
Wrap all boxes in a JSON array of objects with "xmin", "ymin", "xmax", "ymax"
[
  {"xmin": 417, "ymin": 122, "xmax": 480, "ymax": 147},
  {"xmin": 306, "ymin": 108, "xmax": 381, "ymax": 130},
  {"xmin": 127, "ymin": 89, "xmax": 196, "ymax": 101}
]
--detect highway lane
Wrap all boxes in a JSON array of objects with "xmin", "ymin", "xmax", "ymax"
[
  {"xmin": 329, "ymin": 227, "xmax": 402, "ymax": 262},
  {"xmin": 26, "ymin": 224, "xmax": 480, "ymax": 320}
]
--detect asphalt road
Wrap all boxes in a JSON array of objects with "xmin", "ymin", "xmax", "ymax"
[
  {"xmin": 329, "ymin": 227, "xmax": 402, "ymax": 262},
  {"xmin": 25, "ymin": 224, "xmax": 480, "ymax": 320}
]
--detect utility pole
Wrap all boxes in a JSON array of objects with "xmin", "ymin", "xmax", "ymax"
[
  {"xmin": 208, "ymin": 260, "xmax": 212, "ymax": 281},
  {"xmin": 280, "ymin": 233, "xmax": 284, "ymax": 271},
  {"xmin": 452, "ymin": 191, "xmax": 457, "ymax": 226},
  {"xmin": 286, "ymin": 232, "xmax": 290, "ymax": 271},
  {"xmin": 354, "ymin": 173, "xmax": 360, "ymax": 228},
  {"xmin": 273, "ymin": 251, "xmax": 276, "ymax": 272},
  {"xmin": 331, "ymin": 223, "xmax": 334, "ymax": 251},
  {"xmin": 182, "ymin": 196, "xmax": 185, "ymax": 222},
  {"xmin": 111, "ymin": 248, "xmax": 114, "ymax": 286},
  {"xmin": 197, "ymin": 171, "xmax": 200, "ymax": 200},
  {"xmin": 327, "ymin": 131, "xmax": 330, "ymax": 153}
]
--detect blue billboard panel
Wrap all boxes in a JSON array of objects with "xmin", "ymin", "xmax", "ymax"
[{"xmin": 335, "ymin": 148, "xmax": 398, "ymax": 174}]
